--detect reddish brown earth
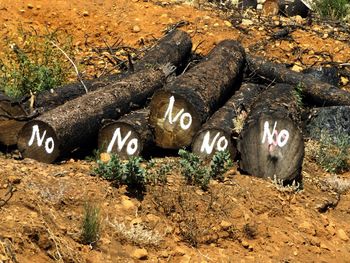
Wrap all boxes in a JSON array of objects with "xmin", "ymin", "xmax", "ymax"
[{"xmin": 1, "ymin": 1, "xmax": 350, "ymax": 262}]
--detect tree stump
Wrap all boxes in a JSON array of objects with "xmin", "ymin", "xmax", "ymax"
[
  {"xmin": 17, "ymin": 65, "xmax": 173, "ymax": 163},
  {"xmin": 98, "ymin": 108, "xmax": 153, "ymax": 159},
  {"xmin": 246, "ymin": 55, "xmax": 350, "ymax": 106},
  {"xmin": 149, "ymin": 40, "xmax": 245, "ymax": 149},
  {"xmin": 192, "ymin": 83, "xmax": 266, "ymax": 160},
  {"xmin": 238, "ymin": 83, "xmax": 304, "ymax": 181}
]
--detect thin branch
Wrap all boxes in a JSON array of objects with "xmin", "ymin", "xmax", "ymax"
[{"xmin": 50, "ymin": 41, "xmax": 88, "ymax": 93}]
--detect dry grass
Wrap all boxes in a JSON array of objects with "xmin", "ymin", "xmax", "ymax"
[{"xmin": 325, "ymin": 175, "xmax": 350, "ymax": 194}]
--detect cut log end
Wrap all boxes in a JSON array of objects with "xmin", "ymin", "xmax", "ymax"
[
  {"xmin": 98, "ymin": 122, "xmax": 143, "ymax": 159},
  {"xmin": 239, "ymin": 113, "xmax": 304, "ymax": 181},
  {"xmin": 149, "ymin": 90, "xmax": 201, "ymax": 149},
  {"xmin": 17, "ymin": 120, "xmax": 59, "ymax": 163},
  {"xmin": 192, "ymin": 128, "xmax": 236, "ymax": 160}
]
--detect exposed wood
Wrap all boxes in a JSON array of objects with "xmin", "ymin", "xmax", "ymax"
[
  {"xmin": 17, "ymin": 65, "xmax": 173, "ymax": 163},
  {"xmin": 98, "ymin": 108, "xmax": 153, "ymax": 159},
  {"xmin": 192, "ymin": 83, "xmax": 266, "ymax": 160},
  {"xmin": 246, "ymin": 55, "xmax": 350, "ymax": 106},
  {"xmin": 304, "ymin": 106, "xmax": 350, "ymax": 141},
  {"xmin": 149, "ymin": 40, "xmax": 245, "ymax": 149},
  {"xmin": 238, "ymin": 83, "xmax": 304, "ymax": 182}
]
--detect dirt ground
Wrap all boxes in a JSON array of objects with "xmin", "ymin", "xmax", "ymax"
[{"xmin": 1, "ymin": 0, "xmax": 350, "ymax": 262}]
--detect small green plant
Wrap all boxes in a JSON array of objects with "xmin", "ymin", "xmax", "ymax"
[
  {"xmin": 179, "ymin": 149, "xmax": 211, "ymax": 190},
  {"xmin": 124, "ymin": 157, "xmax": 146, "ymax": 189},
  {"xmin": 314, "ymin": 0, "xmax": 350, "ymax": 20},
  {"xmin": 81, "ymin": 202, "xmax": 101, "ymax": 246},
  {"xmin": 145, "ymin": 159, "xmax": 171, "ymax": 185},
  {"xmin": 294, "ymin": 83, "xmax": 304, "ymax": 108},
  {"xmin": 0, "ymin": 26, "xmax": 75, "ymax": 98},
  {"xmin": 210, "ymin": 150, "xmax": 233, "ymax": 181},
  {"xmin": 316, "ymin": 130, "xmax": 350, "ymax": 174},
  {"xmin": 94, "ymin": 154, "xmax": 124, "ymax": 181}
]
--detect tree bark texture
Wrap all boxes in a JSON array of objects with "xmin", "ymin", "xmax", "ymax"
[
  {"xmin": 191, "ymin": 83, "xmax": 266, "ymax": 160},
  {"xmin": 149, "ymin": 40, "xmax": 245, "ymax": 149},
  {"xmin": 17, "ymin": 65, "xmax": 172, "ymax": 163},
  {"xmin": 246, "ymin": 55, "xmax": 350, "ymax": 106},
  {"xmin": 238, "ymin": 83, "xmax": 304, "ymax": 181},
  {"xmin": 98, "ymin": 108, "xmax": 153, "ymax": 159}
]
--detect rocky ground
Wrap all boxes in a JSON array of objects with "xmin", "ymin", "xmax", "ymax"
[{"xmin": 1, "ymin": 0, "xmax": 350, "ymax": 262}]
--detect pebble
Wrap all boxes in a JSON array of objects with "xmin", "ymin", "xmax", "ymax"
[
  {"xmin": 224, "ymin": 20, "xmax": 232, "ymax": 27},
  {"xmin": 27, "ymin": 3, "xmax": 34, "ymax": 9},
  {"xmin": 220, "ymin": 220, "xmax": 232, "ymax": 230},
  {"xmin": 132, "ymin": 25, "xmax": 141, "ymax": 33},
  {"xmin": 132, "ymin": 248, "xmax": 148, "ymax": 260},
  {"xmin": 121, "ymin": 197, "xmax": 135, "ymax": 210},
  {"xmin": 82, "ymin": 10, "xmax": 89, "ymax": 17},
  {"xmin": 337, "ymin": 229, "xmax": 349, "ymax": 241},
  {"xmin": 298, "ymin": 221, "xmax": 316, "ymax": 236},
  {"xmin": 241, "ymin": 19, "xmax": 253, "ymax": 26},
  {"xmin": 291, "ymin": 64, "xmax": 303, "ymax": 72}
]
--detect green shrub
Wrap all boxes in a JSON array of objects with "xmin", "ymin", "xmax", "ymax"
[
  {"xmin": 314, "ymin": 0, "xmax": 350, "ymax": 20},
  {"xmin": 316, "ymin": 130, "xmax": 350, "ymax": 174},
  {"xmin": 94, "ymin": 154, "xmax": 124, "ymax": 182},
  {"xmin": 81, "ymin": 202, "xmax": 101, "ymax": 246},
  {"xmin": 210, "ymin": 150, "xmax": 233, "ymax": 181},
  {"xmin": 0, "ymin": 27, "xmax": 75, "ymax": 98}
]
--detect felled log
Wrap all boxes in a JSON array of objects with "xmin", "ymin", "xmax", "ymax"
[
  {"xmin": 2, "ymin": 30, "xmax": 192, "ymax": 147},
  {"xmin": 302, "ymin": 66, "xmax": 340, "ymax": 87},
  {"xmin": 33, "ymin": 29, "xmax": 192, "ymax": 112},
  {"xmin": 98, "ymin": 108, "xmax": 153, "ymax": 159},
  {"xmin": 0, "ymin": 93, "xmax": 28, "ymax": 146},
  {"xmin": 17, "ymin": 65, "xmax": 174, "ymax": 163},
  {"xmin": 238, "ymin": 83, "xmax": 304, "ymax": 182},
  {"xmin": 246, "ymin": 55, "xmax": 350, "ymax": 106},
  {"xmin": 149, "ymin": 40, "xmax": 245, "ymax": 149},
  {"xmin": 191, "ymin": 83, "xmax": 266, "ymax": 160},
  {"xmin": 304, "ymin": 106, "xmax": 350, "ymax": 142}
]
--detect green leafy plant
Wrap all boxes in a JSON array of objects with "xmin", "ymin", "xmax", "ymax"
[
  {"xmin": 145, "ymin": 160, "xmax": 171, "ymax": 185},
  {"xmin": 293, "ymin": 83, "xmax": 304, "ymax": 108},
  {"xmin": 81, "ymin": 202, "xmax": 101, "ymax": 246},
  {"xmin": 94, "ymin": 154, "xmax": 124, "ymax": 181},
  {"xmin": 0, "ymin": 27, "xmax": 75, "ymax": 98},
  {"xmin": 314, "ymin": 0, "xmax": 350, "ymax": 20},
  {"xmin": 210, "ymin": 150, "xmax": 233, "ymax": 181},
  {"xmin": 316, "ymin": 130, "xmax": 350, "ymax": 174},
  {"xmin": 179, "ymin": 149, "xmax": 211, "ymax": 190}
]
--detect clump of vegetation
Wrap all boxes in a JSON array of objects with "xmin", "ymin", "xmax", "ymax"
[
  {"xmin": 316, "ymin": 130, "xmax": 350, "ymax": 174},
  {"xmin": 80, "ymin": 202, "xmax": 101, "ymax": 246},
  {"xmin": 94, "ymin": 155, "xmax": 146, "ymax": 197},
  {"xmin": 179, "ymin": 149, "xmax": 233, "ymax": 190},
  {"xmin": 314, "ymin": 0, "xmax": 350, "ymax": 20},
  {"xmin": 145, "ymin": 159, "xmax": 171, "ymax": 185},
  {"xmin": 0, "ymin": 27, "xmax": 76, "ymax": 98}
]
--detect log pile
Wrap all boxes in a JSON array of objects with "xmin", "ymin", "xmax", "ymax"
[{"xmin": 1, "ymin": 33, "xmax": 350, "ymax": 182}]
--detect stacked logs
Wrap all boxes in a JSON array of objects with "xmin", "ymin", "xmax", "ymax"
[{"xmin": 2, "ymin": 34, "xmax": 350, "ymax": 182}]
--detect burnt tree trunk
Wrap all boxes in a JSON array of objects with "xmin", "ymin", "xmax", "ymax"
[
  {"xmin": 238, "ymin": 83, "xmax": 304, "ymax": 182},
  {"xmin": 2, "ymin": 30, "xmax": 192, "ymax": 147},
  {"xmin": 98, "ymin": 108, "xmax": 153, "ymax": 159},
  {"xmin": 0, "ymin": 93, "xmax": 28, "ymax": 146},
  {"xmin": 246, "ymin": 55, "xmax": 350, "ymax": 106},
  {"xmin": 304, "ymin": 106, "xmax": 350, "ymax": 141},
  {"xmin": 33, "ymin": 29, "xmax": 192, "ymax": 112},
  {"xmin": 17, "ymin": 65, "xmax": 173, "ymax": 163},
  {"xmin": 192, "ymin": 83, "xmax": 266, "ymax": 160},
  {"xmin": 149, "ymin": 40, "xmax": 245, "ymax": 149}
]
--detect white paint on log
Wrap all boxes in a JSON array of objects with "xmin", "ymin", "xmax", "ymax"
[
  {"xmin": 200, "ymin": 131, "xmax": 228, "ymax": 154},
  {"xmin": 261, "ymin": 121, "xmax": 289, "ymax": 148},
  {"xmin": 164, "ymin": 96, "xmax": 192, "ymax": 130},
  {"xmin": 28, "ymin": 125, "xmax": 55, "ymax": 154},
  {"xmin": 107, "ymin": 127, "xmax": 139, "ymax": 155}
]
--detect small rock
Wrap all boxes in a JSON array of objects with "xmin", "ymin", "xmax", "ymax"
[
  {"xmin": 241, "ymin": 19, "xmax": 253, "ymax": 26},
  {"xmin": 213, "ymin": 22, "xmax": 219, "ymax": 27},
  {"xmin": 241, "ymin": 240, "xmax": 250, "ymax": 248},
  {"xmin": 224, "ymin": 20, "xmax": 232, "ymax": 27},
  {"xmin": 8, "ymin": 176, "xmax": 21, "ymax": 184},
  {"xmin": 82, "ymin": 10, "xmax": 89, "ymax": 17},
  {"xmin": 19, "ymin": 9, "xmax": 25, "ymax": 13},
  {"xmin": 337, "ymin": 229, "xmax": 349, "ymax": 241},
  {"xmin": 132, "ymin": 25, "xmax": 141, "ymax": 33},
  {"xmin": 220, "ymin": 220, "xmax": 232, "ymax": 230},
  {"xmin": 291, "ymin": 64, "xmax": 303, "ymax": 72},
  {"xmin": 121, "ymin": 197, "xmax": 135, "ymax": 210},
  {"xmin": 298, "ymin": 221, "xmax": 316, "ymax": 236},
  {"xmin": 27, "ymin": 3, "xmax": 34, "ymax": 9},
  {"xmin": 173, "ymin": 247, "xmax": 186, "ymax": 256},
  {"xmin": 100, "ymin": 152, "xmax": 111, "ymax": 163},
  {"xmin": 132, "ymin": 248, "xmax": 148, "ymax": 260},
  {"xmin": 146, "ymin": 214, "xmax": 160, "ymax": 224}
]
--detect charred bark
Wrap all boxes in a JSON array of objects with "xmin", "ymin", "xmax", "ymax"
[
  {"xmin": 17, "ymin": 65, "xmax": 173, "ymax": 163},
  {"xmin": 192, "ymin": 83, "xmax": 266, "ymax": 160},
  {"xmin": 238, "ymin": 83, "xmax": 304, "ymax": 181},
  {"xmin": 98, "ymin": 108, "xmax": 153, "ymax": 159},
  {"xmin": 33, "ymin": 29, "xmax": 192, "ymax": 112},
  {"xmin": 246, "ymin": 55, "xmax": 350, "ymax": 106},
  {"xmin": 149, "ymin": 40, "xmax": 245, "ymax": 149}
]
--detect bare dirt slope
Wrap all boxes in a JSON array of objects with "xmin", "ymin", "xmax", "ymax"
[{"xmin": 1, "ymin": 0, "xmax": 350, "ymax": 262}]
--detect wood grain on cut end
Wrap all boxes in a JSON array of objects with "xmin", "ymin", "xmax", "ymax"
[
  {"xmin": 239, "ymin": 113, "xmax": 304, "ymax": 181},
  {"xmin": 192, "ymin": 128, "xmax": 235, "ymax": 160},
  {"xmin": 17, "ymin": 120, "xmax": 60, "ymax": 163},
  {"xmin": 98, "ymin": 122, "xmax": 143, "ymax": 159},
  {"xmin": 149, "ymin": 90, "xmax": 201, "ymax": 149}
]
